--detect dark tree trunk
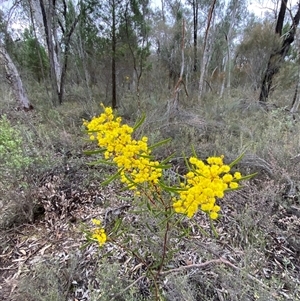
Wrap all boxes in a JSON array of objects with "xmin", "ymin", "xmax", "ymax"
[
  {"xmin": 111, "ymin": 0, "xmax": 117, "ymax": 109},
  {"xmin": 275, "ymin": 0, "xmax": 287, "ymax": 35},
  {"xmin": 193, "ymin": 0, "xmax": 198, "ymax": 72},
  {"xmin": 39, "ymin": 0, "xmax": 60, "ymax": 105},
  {"xmin": 259, "ymin": 2, "xmax": 300, "ymax": 103},
  {"xmin": 59, "ymin": 1, "xmax": 79, "ymax": 104}
]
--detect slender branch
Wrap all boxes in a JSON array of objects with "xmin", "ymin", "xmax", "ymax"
[
  {"xmin": 157, "ymin": 220, "xmax": 170, "ymax": 274},
  {"xmin": 171, "ymin": 18, "xmax": 188, "ymax": 113},
  {"xmin": 161, "ymin": 257, "xmax": 277, "ymax": 295}
]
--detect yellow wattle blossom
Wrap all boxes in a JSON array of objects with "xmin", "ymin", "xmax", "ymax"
[
  {"xmin": 92, "ymin": 218, "xmax": 101, "ymax": 226},
  {"xmin": 173, "ymin": 155, "xmax": 242, "ymax": 220},
  {"xmin": 84, "ymin": 104, "xmax": 162, "ymax": 189},
  {"xmin": 92, "ymin": 228, "xmax": 107, "ymax": 246},
  {"xmin": 90, "ymin": 219, "xmax": 107, "ymax": 246},
  {"xmin": 229, "ymin": 182, "xmax": 239, "ymax": 189},
  {"xmin": 234, "ymin": 172, "xmax": 242, "ymax": 179},
  {"xmin": 84, "ymin": 105, "xmax": 246, "ymax": 223},
  {"xmin": 223, "ymin": 174, "xmax": 233, "ymax": 183}
]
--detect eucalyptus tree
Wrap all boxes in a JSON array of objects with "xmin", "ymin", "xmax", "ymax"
[
  {"xmin": 0, "ymin": 7, "xmax": 32, "ymax": 110},
  {"xmin": 234, "ymin": 19, "xmax": 279, "ymax": 90},
  {"xmin": 197, "ymin": 0, "xmax": 217, "ymax": 100},
  {"xmin": 154, "ymin": 0, "xmax": 186, "ymax": 90},
  {"xmin": 210, "ymin": 0, "xmax": 247, "ymax": 96},
  {"xmin": 19, "ymin": 27, "xmax": 49, "ymax": 82},
  {"xmin": 28, "ymin": 0, "xmax": 82, "ymax": 105},
  {"xmin": 259, "ymin": 0, "xmax": 300, "ymax": 102},
  {"xmin": 73, "ymin": 0, "xmax": 103, "ymax": 85},
  {"xmin": 76, "ymin": 0, "xmax": 151, "ymax": 109},
  {"xmin": 187, "ymin": 0, "xmax": 199, "ymax": 72},
  {"xmin": 123, "ymin": 0, "xmax": 151, "ymax": 103}
]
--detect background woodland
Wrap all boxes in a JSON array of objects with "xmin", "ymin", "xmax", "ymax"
[{"xmin": 1, "ymin": 1, "xmax": 300, "ymax": 301}]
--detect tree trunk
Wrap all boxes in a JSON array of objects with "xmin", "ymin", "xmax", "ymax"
[
  {"xmin": 198, "ymin": 0, "xmax": 217, "ymax": 101},
  {"xmin": 192, "ymin": 0, "xmax": 198, "ymax": 72},
  {"xmin": 0, "ymin": 45, "xmax": 32, "ymax": 110},
  {"xmin": 58, "ymin": 1, "xmax": 79, "ymax": 104},
  {"xmin": 161, "ymin": 0, "xmax": 165, "ymax": 22},
  {"xmin": 111, "ymin": 0, "xmax": 117, "ymax": 109},
  {"xmin": 37, "ymin": 0, "xmax": 60, "ymax": 105},
  {"xmin": 220, "ymin": 0, "xmax": 238, "ymax": 98},
  {"xmin": 291, "ymin": 65, "xmax": 300, "ymax": 113},
  {"xmin": 28, "ymin": 0, "xmax": 48, "ymax": 83},
  {"xmin": 259, "ymin": 1, "xmax": 300, "ymax": 103},
  {"xmin": 76, "ymin": 25, "xmax": 92, "ymax": 101},
  {"xmin": 30, "ymin": 0, "xmax": 79, "ymax": 105}
]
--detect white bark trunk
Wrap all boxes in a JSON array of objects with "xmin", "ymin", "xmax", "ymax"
[
  {"xmin": 52, "ymin": 16, "xmax": 62, "ymax": 92},
  {"xmin": 198, "ymin": 25, "xmax": 214, "ymax": 100},
  {"xmin": 30, "ymin": 0, "xmax": 62, "ymax": 95},
  {"xmin": 220, "ymin": 0, "xmax": 239, "ymax": 98},
  {"xmin": 198, "ymin": 0, "xmax": 216, "ymax": 102},
  {"xmin": 29, "ymin": 0, "xmax": 45, "ymax": 39},
  {"xmin": 0, "ymin": 46, "xmax": 31, "ymax": 109}
]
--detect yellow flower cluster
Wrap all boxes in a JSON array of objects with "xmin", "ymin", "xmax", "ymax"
[
  {"xmin": 173, "ymin": 156, "xmax": 242, "ymax": 220},
  {"xmin": 83, "ymin": 105, "xmax": 162, "ymax": 188},
  {"xmin": 91, "ymin": 219, "xmax": 107, "ymax": 246}
]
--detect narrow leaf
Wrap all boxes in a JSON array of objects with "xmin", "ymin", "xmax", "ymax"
[
  {"xmin": 83, "ymin": 149, "xmax": 106, "ymax": 155},
  {"xmin": 154, "ymin": 164, "xmax": 172, "ymax": 169},
  {"xmin": 159, "ymin": 181, "xmax": 187, "ymax": 192},
  {"xmin": 149, "ymin": 138, "xmax": 172, "ymax": 150},
  {"xmin": 138, "ymin": 153, "xmax": 153, "ymax": 159},
  {"xmin": 111, "ymin": 218, "xmax": 123, "ymax": 234},
  {"xmin": 123, "ymin": 172, "xmax": 136, "ymax": 186},
  {"xmin": 146, "ymin": 200, "xmax": 152, "ymax": 211},
  {"xmin": 160, "ymin": 153, "xmax": 176, "ymax": 165},
  {"xmin": 87, "ymin": 159, "xmax": 116, "ymax": 166},
  {"xmin": 85, "ymin": 129, "xmax": 101, "ymax": 133},
  {"xmin": 133, "ymin": 113, "xmax": 146, "ymax": 131},
  {"xmin": 224, "ymin": 186, "xmax": 243, "ymax": 193},
  {"xmin": 236, "ymin": 172, "xmax": 257, "ymax": 181},
  {"xmin": 183, "ymin": 153, "xmax": 192, "ymax": 170},
  {"xmin": 101, "ymin": 169, "xmax": 122, "ymax": 186},
  {"xmin": 229, "ymin": 152, "xmax": 245, "ymax": 168},
  {"xmin": 191, "ymin": 145, "xmax": 197, "ymax": 158},
  {"xmin": 210, "ymin": 219, "xmax": 219, "ymax": 238}
]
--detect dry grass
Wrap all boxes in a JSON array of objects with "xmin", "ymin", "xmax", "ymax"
[{"xmin": 1, "ymin": 83, "xmax": 300, "ymax": 301}]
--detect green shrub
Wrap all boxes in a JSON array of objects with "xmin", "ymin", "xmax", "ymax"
[{"xmin": 0, "ymin": 115, "xmax": 32, "ymax": 175}]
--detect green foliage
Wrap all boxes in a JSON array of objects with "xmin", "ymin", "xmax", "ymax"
[
  {"xmin": 18, "ymin": 28, "xmax": 49, "ymax": 82},
  {"xmin": 0, "ymin": 115, "xmax": 36, "ymax": 229},
  {"xmin": 0, "ymin": 115, "xmax": 31, "ymax": 174},
  {"xmin": 234, "ymin": 20, "xmax": 281, "ymax": 88}
]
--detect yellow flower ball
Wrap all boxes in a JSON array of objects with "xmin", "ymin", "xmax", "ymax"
[
  {"xmin": 234, "ymin": 172, "xmax": 242, "ymax": 180},
  {"xmin": 210, "ymin": 211, "xmax": 219, "ymax": 220},
  {"xmin": 229, "ymin": 182, "xmax": 239, "ymax": 189},
  {"xmin": 223, "ymin": 174, "xmax": 233, "ymax": 183}
]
